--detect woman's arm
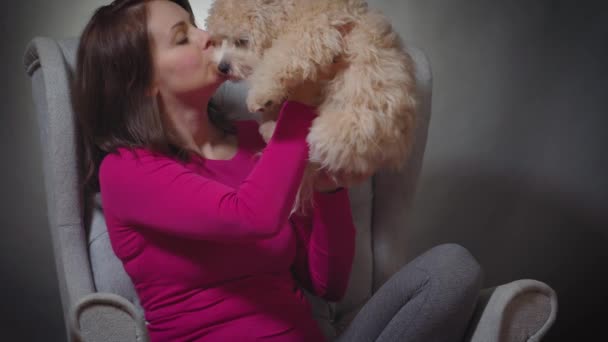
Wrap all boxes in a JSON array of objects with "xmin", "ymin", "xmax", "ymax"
[
  {"xmin": 291, "ymin": 189, "xmax": 356, "ymax": 302},
  {"xmin": 100, "ymin": 101, "xmax": 316, "ymax": 241}
]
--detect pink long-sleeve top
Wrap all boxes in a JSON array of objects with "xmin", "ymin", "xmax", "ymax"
[{"xmin": 99, "ymin": 101, "xmax": 357, "ymax": 341}]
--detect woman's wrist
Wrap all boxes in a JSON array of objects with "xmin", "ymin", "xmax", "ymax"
[{"xmin": 273, "ymin": 101, "xmax": 317, "ymax": 141}]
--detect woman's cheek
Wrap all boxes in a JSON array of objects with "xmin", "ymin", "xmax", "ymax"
[
  {"xmin": 166, "ymin": 49, "xmax": 220, "ymax": 91},
  {"xmin": 178, "ymin": 49, "xmax": 204, "ymax": 74}
]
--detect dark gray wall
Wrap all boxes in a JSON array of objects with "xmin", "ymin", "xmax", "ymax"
[
  {"xmin": 2, "ymin": 1, "xmax": 107, "ymax": 340},
  {"xmin": 374, "ymin": 0, "xmax": 608, "ymax": 340},
  {"xmin": 2, "ymin": 0, "xmax": 606, "ymax": 340}
]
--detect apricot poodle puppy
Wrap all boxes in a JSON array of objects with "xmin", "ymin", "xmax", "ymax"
[{"xmin": 207, "ymin": 0, "xmax": 417, "ymax": 213}]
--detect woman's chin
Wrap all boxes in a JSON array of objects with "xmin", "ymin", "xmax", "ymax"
[
  {"xmin": 202, "ymin": 76, "xmax": 226, "ymax": 97},
  {"xmin": 210, "ymin": 74, "xmax": 227, "ymax": 91}
]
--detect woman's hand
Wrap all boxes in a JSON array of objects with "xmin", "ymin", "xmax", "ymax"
[{"xmin": 313, "ymin": 168, "xmax": 374, "ymax": 193}]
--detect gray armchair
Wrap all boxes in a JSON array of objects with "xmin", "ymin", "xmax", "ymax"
[{"xmin": 24, "ymin": 36, "xmax": 557, "ymax": 342}]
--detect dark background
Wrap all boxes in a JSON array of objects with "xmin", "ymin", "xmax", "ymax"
[{"xmin": 2, "ymin": 0, "xmax": 607, "ymax": 340}]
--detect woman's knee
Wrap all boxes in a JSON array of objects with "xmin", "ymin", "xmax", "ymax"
[
  {"xmin": 435, "ymin": 243, "xmax": 482, "ymax": 276},
  {"xmin": 416, "ymin": 243, "xmax": 484, "ymax": 300}
]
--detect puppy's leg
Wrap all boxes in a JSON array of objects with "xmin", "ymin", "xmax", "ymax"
[
  {"xmin": 246, "ymin": 13, "xmax": 354, "ymax": 113},
  {"xmin": 308, "ymin": 15, "xmax": 417, "ymax": 174},
  {"xmin": 256, "ymin": 107, "xmax": 281, "ymax": 143},
  {"xmin": 258, "ymin": 120, "xmax": 276, "ymax": 144}
]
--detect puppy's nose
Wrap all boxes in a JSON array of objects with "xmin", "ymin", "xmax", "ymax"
[{"xmin": 218, "ymin": 61, "xmax": 231, "ymax": 74}]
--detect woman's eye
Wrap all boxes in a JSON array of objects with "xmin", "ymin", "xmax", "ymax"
[{"xmin": 177, "ymin": 36, "xmax": 189, "ymax": 45}]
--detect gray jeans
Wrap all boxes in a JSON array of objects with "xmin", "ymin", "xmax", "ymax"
[{"xmin": 337, "ymin": 244, "xmax": 483, "ymax": 342}]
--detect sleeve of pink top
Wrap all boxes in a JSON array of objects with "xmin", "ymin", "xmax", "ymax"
[
  {"xmin": 99, "ymin": 101, "xmax": 316, "ymax": 241},
  {"xmin": 290, "ymin": 189, "xmax": 357, "ymax": 301}
]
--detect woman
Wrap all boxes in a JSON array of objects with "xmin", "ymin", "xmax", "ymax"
[{"xmin": 75, "ymin": 0, "xmax": 483, "ymax": 341}]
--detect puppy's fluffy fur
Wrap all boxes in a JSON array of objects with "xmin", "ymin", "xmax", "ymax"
[{"xmin": 206, "ymin": 0, "xmax": 417, "ymax": 214}]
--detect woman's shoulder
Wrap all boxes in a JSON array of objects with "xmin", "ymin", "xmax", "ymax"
[
  {"xmin": 101, "ymin": 146, "xmax": 162, "ymax": 165},
  {"xmin": 99, "ymin": 147, "xmax": 173, "ymax": 183}
]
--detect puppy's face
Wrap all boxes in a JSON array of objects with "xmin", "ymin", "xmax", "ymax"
[
  {"xmin": 210, "ymin": 40, "xmax": 259, "ymax": 81},
  {"xmin": 206, "ymin": 0, "xmax": 279, "ymax": 79}
]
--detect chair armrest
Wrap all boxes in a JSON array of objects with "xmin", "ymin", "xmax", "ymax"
[
  {"xmin": 70, "ymin": 292, "xmax": 149, "ymax": 342},
  {"xmin": 465, "ymin": 279, "xmax": 558, "ymax": 342}
]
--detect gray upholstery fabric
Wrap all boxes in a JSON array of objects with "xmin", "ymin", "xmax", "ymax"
[
  {"xmin": 324, "ymin": 45, "xmax": 433, "ymax": 333},
  {"xmin": 89, "ymin": 195, "xmax": 143, "ymax": 318},
  {"xmin": 467, "ymin": 280, "xmax": 558, "ymax": 342},
  {"xmin": 371, "ymin": 45, "xmax": 433, "ymax": 292},
  {"xmin": 24, "ymin": 35, "xmax": 557, "ymax": 342},
  {"xmin": 25, "ymin": 37, "xmax": 96, "ymax": 336},
  {"xmin": 70, "ymin": 293, "xmax": 149, "ymax": 342}
]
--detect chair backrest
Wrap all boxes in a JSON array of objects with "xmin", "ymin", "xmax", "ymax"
[
  {"xmin": 25, "ymin": 38, "xmax": 95, "ymax": 335},
  {"xmin": 24, "ymin": 36, "xmax": 432, "ymax": 337}
]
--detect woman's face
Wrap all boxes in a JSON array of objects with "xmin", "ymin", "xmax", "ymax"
[{"xmin": 147, "ymin": 0, "xmax": 223, "ymax": 99}]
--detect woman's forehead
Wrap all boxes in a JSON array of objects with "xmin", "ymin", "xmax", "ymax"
[{"xmin": 147, "ymin": 0, "xmax": 192, "ymax": 39}]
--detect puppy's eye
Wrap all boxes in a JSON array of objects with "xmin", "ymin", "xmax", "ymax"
[{"xmin": 235, "ymin": 38, "xmax": 249, "ymax": 48}]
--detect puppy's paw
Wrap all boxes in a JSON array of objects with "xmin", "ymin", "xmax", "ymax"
[
  {"xmin": 258, "ymin": 120, "xmax": 277, "ymax": 143},
  {"xmin": 246, "ymin": 82, "xmax": 287, "ymax": 113}
]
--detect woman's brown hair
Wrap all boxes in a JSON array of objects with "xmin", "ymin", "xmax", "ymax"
[{"xmin": 74, "ymin": 0, "xmax": 235, "ymax": 196}]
